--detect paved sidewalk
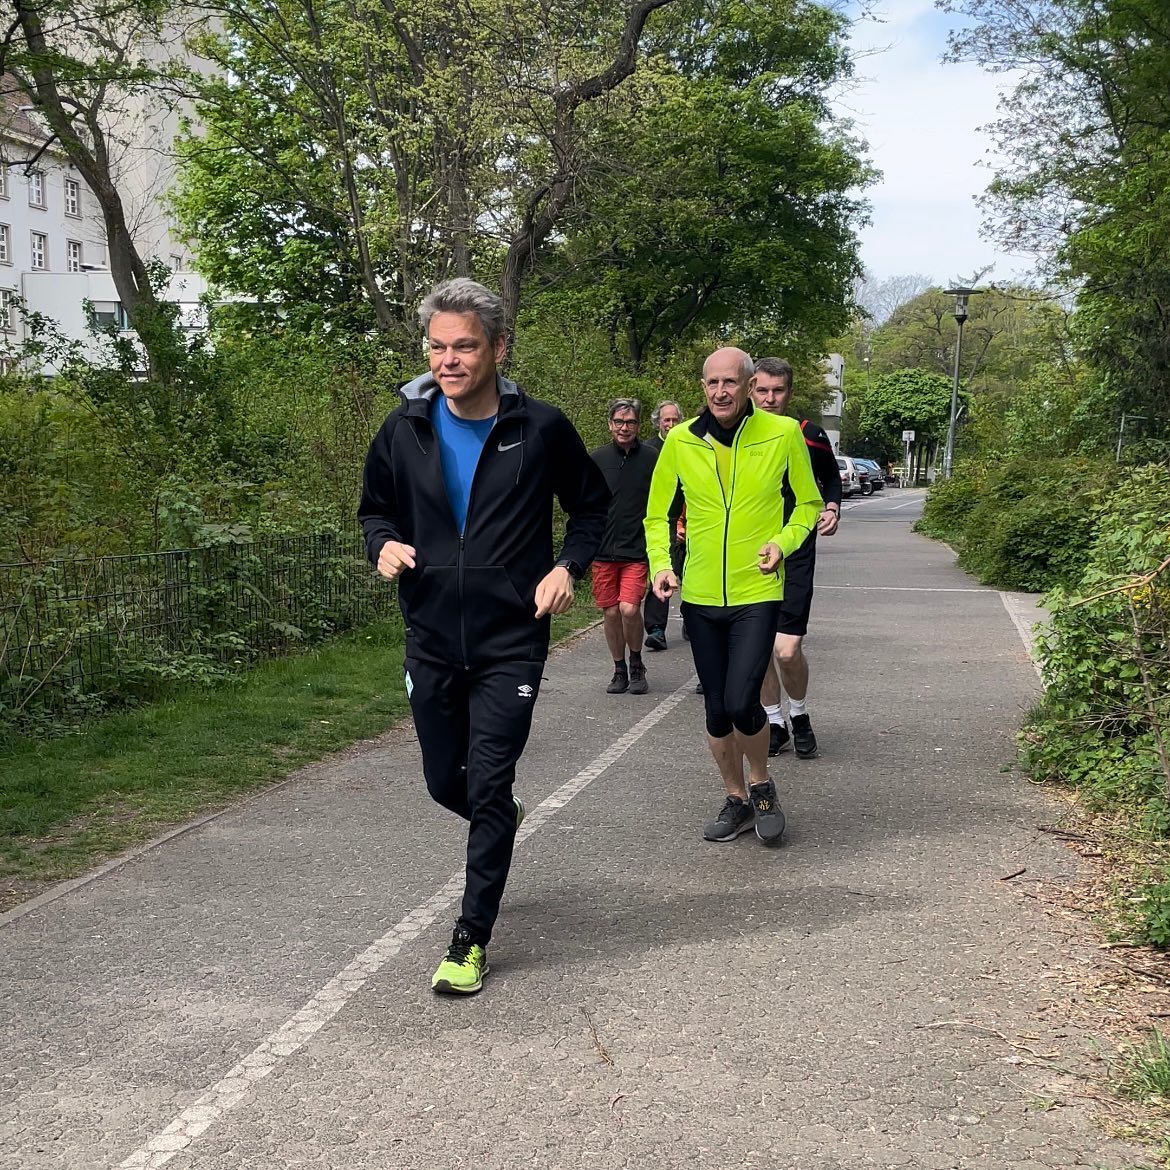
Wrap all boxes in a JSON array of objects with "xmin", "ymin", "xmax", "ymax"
[{"xmin": 0, "ymin": 491, "xmax": 1149, "ymax": 1169}]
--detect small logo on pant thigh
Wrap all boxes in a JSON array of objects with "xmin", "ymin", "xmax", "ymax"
[{"xmin": 517, "ymin": 684, "xmax": 534, "ymax": 699}]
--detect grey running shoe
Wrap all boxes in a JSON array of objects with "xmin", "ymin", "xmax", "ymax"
[
  {"xmin": 628, "ymin": 661, "xmax": 649, "ymax": 694},
  {"xmin": 748, "ymin": 778, "xmax": 786, "ymax": 845},
  {"xmin": 768, "ymin": 722, "xmax": 790, "ymax": 757},
  {"xmin": 644, "ymin": 629, "xmax": 667, "ymax": 652},
  {"xmin": 703, "ymin": 795, "xmax": 755, "ymax": 842},
  {"xmin": 607, "ymin": 669, "xmax": 629, "ymax": 694},
  {"xmin": 790, "ymin": 714, "xmax": 818, "ymax": 758}
]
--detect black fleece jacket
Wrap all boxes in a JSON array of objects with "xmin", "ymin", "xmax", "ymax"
[
  {"xmin": 359, "ymin": 373, "xmax": 609, "ymax": 667},
  {"xmin": 781, "ymin": 419, "xmax": 842, "ymax": 546},
  {"xmin": 589, "ymin": 439, "xmax": 657, "ymax": 562}
]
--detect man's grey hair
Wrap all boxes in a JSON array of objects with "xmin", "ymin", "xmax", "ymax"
[
  {"xmin": 418, "ymin": 278, "xmax": 507, "ymax": 346},
  {"xmin": 651, "ymin": 400, "xmax": 681, "ymax": 429},
  {"xmin": 754, "ymin": 356, "xmax": 793, "ymax": 388},
  {"xmin": 608, "ymin": 397, "xmax": 642, "ymax": 421}
]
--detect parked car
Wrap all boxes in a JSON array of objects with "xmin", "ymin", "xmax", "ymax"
[
  {"xmin": 854, "ymin": 458, "xmax": 886, "ymax": 492},
  {"xmin": 836, "ymin": 456, "xmax": 867, "ymax": 497}
]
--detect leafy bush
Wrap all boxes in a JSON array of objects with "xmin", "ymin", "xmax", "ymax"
[
  {"xmin": 918, "ymin": 455, "xmax": 1118, "ymax": 592},
  {"xmin": 916, "ymin": 460, "xmax": 986, "ymax": 545},
  {"xmin": 1020, "ymin": 465, "xmax": 1170, "ymax": 945}
]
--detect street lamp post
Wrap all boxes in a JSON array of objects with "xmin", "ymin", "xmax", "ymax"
[{"xmin": 942, "ymin": 286, "xmax": 976, "ymax": 479}]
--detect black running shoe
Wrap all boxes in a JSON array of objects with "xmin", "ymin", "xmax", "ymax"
[
  {"xmin": 628, "ymin": 661, "xmax": 649, "ymax": 694},
  {"xmin": 790, "ymin": 714, "xmax": 818, "ymax": 758},
  {"xmin": 768, "ymin": 722, "xmax": 791, "ymax": 757},
  {"xmin": 694, "ymin": 680, "xmax": 705, "ymax": 695},
  {"xmin": 644, "ymin": 629, "xmax": 667, "ymax": 652},
  {"xmin": 703, "ymin": 795, "xmax": 755, "ymax": 841},
  {"xmin": 748, "ymin": 778, "xmax": 786, "ymax": 845},
  {"xmin": 607, "ymin": 669, "xmax": 629, "ymax": 694}
]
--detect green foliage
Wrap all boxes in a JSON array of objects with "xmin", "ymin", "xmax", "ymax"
[
  {"xmin": 1015, "ymin": 467, "xmax": 1170, "ymax": 946},
  {"xmin": 921, "ymin": 455, "xmax": 1118, "ymax": 592},
  {"xmin": 1114, "ymin": 1029, "xmax": 1170, "ymax": 1102},
  {"xmin": 551, "ymin": 0, "xmax": 870, "ymax": 371},
  {"xmin": 944, "ymin": 0, "xmax": 1170, "ymax": 422},
  {"xmin": 174, "ymin": 0, "xmax": 871, "ymax": 351},
  {"xmin": 915, "ymin": 462, "xmax": 986, "ymax": 544},
  {"xmin": 846, "ymin": 368, "xmax": 955, "ymax": 464}
]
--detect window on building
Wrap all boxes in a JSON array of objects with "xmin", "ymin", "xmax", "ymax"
[
  {"xmin": 30, "ymin": 232, "xmax": 46, "ymax": 270},
  {"xmin": 0, "ymin": 290, "xmax": 15, "ymax": 333},
  {"xmin": 64, "ymin": 178, "xmax": 81, "ymax": 217},
  {"xmin": 0, "ymin": 224, "xmax": 9, "ymax": 265},
  {"xmin": 0, "ymin": 165, "xmax": 8, "ymax": 199},
  {"xmin": 28, "ymin": 170, "xmax": 45, "ymax": 208},
  {"xmin": 169, "ymin": 253, "xmax": 182, "ymax": 271},
  {"xmin": 89, "ymin": 301, "xmax": 129, "ymax": 330},
  {"xmin": 67, "ymin": 240, "xmax": 82, "ymax": 272}
]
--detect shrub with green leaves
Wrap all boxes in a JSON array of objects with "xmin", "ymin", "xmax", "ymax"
[
  {"xmin": 919, "ymin": 454, "xmax": 1118, "ymax": 592},
  {"xmin": 1021, "ymin": 465, "xmax": 1170, "ymax": 945}
]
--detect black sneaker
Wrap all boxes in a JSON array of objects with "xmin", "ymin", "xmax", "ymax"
[
  {"xmin": 768, "ymin": 722, "xmax": 790, "ymax": 757},
  {"xmin": 748, "ymin": 778, "xmax": 786, "ymax": 845},
  {"xmin": 607, "ymin": 669, "xmax": 629, "ymax": 694},
  {"xmin": 628, "ymin": 661, "xmax": 649, "ymax": 694},
  {"xmin": 790, "ymin": 714, "xmax": 818, "ymax": 758},
  {"xmin": 703, "ymin": 795, "xmax": 755, "ymax": 842},
  {"xmin": 694, "ymin": 680, "xmax": 705, "ymax": 695},
  {"xmin": 644, "ymin": 629, "xmax": 667, "ymax": 652}
]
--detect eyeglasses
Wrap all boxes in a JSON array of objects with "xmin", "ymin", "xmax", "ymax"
[{"xmin": 610, "ymin": 418, "xmax": 638, "ymax": 428}]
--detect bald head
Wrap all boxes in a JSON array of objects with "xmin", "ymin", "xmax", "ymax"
[
  {"xmin": 702, "ymin": 347, "xmax": 754, "ymax": 381},
  {"xmin": 701, "ymin": 346, "xmax": 754, "ymax": 427}
]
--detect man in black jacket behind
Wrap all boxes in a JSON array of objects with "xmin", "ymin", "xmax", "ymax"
[
  {"xmin": 590, "ymin": 399, "xmax": 657, "ymax": 695},
  {"xmin": 750, "ymin": 357, "xmax": 842, "ymax": 759},
  {"xmin": 359, "ymin": 278, "xmax": 609, "ymax": 996}
]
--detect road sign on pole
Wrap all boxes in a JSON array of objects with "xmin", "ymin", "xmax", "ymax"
[{"xmin": 902, "ymin": 429, "xmax": 915, "ymax": 442}]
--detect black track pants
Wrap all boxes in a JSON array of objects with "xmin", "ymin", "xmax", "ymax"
[
  {"xmin": 682, "ymin": 602, "xmax": 781, "ymax": 738},
  {"xmin": 644, "ymin": 541, "xmax": 688, "ymax": 633},
  {"xmin": 405, "ymin": 657, "xmax": 544, "ymax": 945}
]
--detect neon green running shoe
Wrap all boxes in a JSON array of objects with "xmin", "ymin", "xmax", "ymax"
[
  {"xmin": 431, "ymin": 925, "xmax": 489, "ymax": 995},
  {"xmin": 514, "ymin": 795, "xmax": 526, "ymax": 830}
]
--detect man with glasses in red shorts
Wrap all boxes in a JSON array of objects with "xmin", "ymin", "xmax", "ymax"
[{"xmin": 590, "ymin": 398, "xmax": 658, "ymax": 694}]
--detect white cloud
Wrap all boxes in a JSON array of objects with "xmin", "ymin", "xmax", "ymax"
[{"xmin": 836, "ymin": 1, "xmax": 1033, "ymax": 284}]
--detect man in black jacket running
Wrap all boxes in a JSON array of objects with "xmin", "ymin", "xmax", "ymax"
[
  {"xmin": 750, "ymin": 357, "xmax": 841, "ymax": 759},
  {"xmin": 359, "ymin": 278, "xmax": 608, "ymax": 995}
]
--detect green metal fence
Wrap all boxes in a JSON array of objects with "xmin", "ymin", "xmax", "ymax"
[{"xmin": 0, "ymin": 534, "xmax": 389, "ymax": 732}]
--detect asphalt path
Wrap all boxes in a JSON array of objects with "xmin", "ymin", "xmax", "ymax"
[{"xmin": 0, "ymin": 490, "xmax": 1149, "ymax": 1169}]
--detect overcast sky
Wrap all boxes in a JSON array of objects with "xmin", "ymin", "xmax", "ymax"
[{"xmin": 836, "ymin": 0, "xmax": 1033, "ymax": 287}]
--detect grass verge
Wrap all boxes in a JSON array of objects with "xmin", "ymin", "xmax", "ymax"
[{"xmin": 0, "ymin": 601, "xmax": 599, "ymax": 905}]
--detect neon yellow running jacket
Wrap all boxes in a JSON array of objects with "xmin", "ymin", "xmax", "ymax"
[{"xmin": 643, "ymin": 406, "xmax": 824, "ymax": 606}]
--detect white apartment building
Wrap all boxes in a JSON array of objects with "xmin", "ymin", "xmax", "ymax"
[
  {"xmin": 0, "ymin": 65, "xmax": 204, "ymax": 371},
  {"xmin": 821, "ymin": 352, "xmax": 845, "ymax": 452}
]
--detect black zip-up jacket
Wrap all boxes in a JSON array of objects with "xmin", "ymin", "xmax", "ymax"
[
  {"xmin": 359, "ymin": 373, "xmax": 609, "ymax": 667},
  {"xmin": 589, "ymin": 439, "xmax": 657, "ymax": 562},
  {"xmin": 781, "ymin": 419, "xmax": 842, "ymax": 548}
]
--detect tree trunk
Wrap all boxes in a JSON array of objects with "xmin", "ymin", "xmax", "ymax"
[{"xmin": 498, "ymin": 0, "xmax": 677, "ymax": 332}]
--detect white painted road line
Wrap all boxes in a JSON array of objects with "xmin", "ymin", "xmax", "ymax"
[
  {"xmin": 818, "ymin": 585, "xmax": 990, "ymax": 593},
  {"xmin": 116, "ymin": 674, "xmax": 698, "ymax": 1170},
  {"xmin": 889, "ymin": 496, "xmax": 923, "ymax": 510}
]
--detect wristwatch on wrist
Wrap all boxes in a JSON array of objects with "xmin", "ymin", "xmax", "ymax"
[{"xmin": 555, "ymin": 557, "xmax": 584, "ymax": 582}]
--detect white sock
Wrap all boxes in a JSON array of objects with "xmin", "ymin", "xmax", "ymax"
[
  {"xmin": 788, "ymin": 696, "xmax": 807, "ymax": 718},
  {"xmin": 764, "ymin": 703, "xmax": 783, "ymax": 724}
]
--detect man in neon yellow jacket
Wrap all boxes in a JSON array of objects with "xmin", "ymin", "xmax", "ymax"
[{"xmin": 644, "ymin": 347, "xmax": 822, "ymax": 845}]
